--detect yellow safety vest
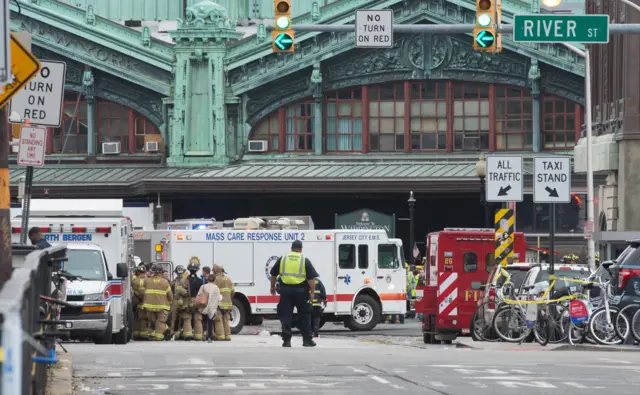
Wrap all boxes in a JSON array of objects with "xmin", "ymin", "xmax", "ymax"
[{"xmin": 280, "ymin": 252, "xmax": 306, "ymax": 285}]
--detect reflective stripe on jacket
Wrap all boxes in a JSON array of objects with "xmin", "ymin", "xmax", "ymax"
[
  {"xmin": 141, "ymin": 277, "xmax": 173, "ymax": 311},
  {"xmin": 280, "ymin": 252, "xmax": 306, "ymax": 285},
  {"xmin": 312, "ymin": 279, "xmax": 322, "ymax": 306},
  {"xmin": 214, "ymin": 274, "xmax": 234, "ymax": 310}
]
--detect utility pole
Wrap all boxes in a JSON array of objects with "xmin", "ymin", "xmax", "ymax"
[{"xmin": 0, "ymin": 122, "xmax": 12, "ymax": 282}]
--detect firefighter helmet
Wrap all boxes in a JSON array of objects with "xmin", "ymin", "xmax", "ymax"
[
  {"xmin": 187, "ymin": 261, "xmax": 200, "ymax": 272},
  {"xmin": 152, "ymin": 264, "xmax": 164, "ymax": 273},
  {"xmin": 175, "ymin": 265, "xmax": 186, "ymax": 274},
  {"xmin": 135, "ymin": 265, "xmax": 146, "ymax": 274}
]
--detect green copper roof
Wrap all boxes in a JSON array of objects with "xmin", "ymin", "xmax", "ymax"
[{"xmin": 8, "ymin": 158, "xmax": 543, "ymax": 186}]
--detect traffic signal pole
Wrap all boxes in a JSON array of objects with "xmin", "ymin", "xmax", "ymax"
[{"xmin": 266, "ymin": 23, "xmax": 640, "ymax": 34}]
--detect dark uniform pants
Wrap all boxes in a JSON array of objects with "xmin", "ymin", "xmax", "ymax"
[
  {"xmin": 311, "ymin": 306, "xmax": 323, "ymax": 335},
  {"xmin": 277, "ymin": 286, "xmax": 312, "ymax": 341}
]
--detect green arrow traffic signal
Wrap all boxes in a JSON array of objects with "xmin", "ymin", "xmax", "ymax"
[
  {"xmin": 274, "ymin": 33, "xmax": 294, "ymax": 51},
  {"xmin": 475, "ymin": 30, "xmax": 495, "ymax": 48}
]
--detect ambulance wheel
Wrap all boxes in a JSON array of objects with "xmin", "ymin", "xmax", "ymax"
[
  {"xmin": 94, "ymin": 316, "xmax": 113, "ymax": 344},
  {"xmin": 230, "ymin": 298, "xmax": 246, "ymax": 335},
  {"xmin": 346, "ymin": 295, "xmax": 380, "ymax": 331},
  {"xmin": 114, "ymin": 309, "xmax": 129, "ymax": 345}
]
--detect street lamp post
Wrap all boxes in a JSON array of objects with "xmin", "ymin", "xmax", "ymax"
[
  {"xmin": 476, "ymin": 153, "xmax": 491, "ymax": 228},
  {"xmin": 408, "ymin": 191, "xmax": 416, "ymax": 263}
]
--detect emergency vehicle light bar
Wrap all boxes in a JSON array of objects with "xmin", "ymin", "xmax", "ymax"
[{"xmin": 11, "ymin": 227, "xmax": 52, "ymax": 233}]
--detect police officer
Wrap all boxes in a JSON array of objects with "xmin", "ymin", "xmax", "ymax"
[
  {"xmin": 177, "ymin": 262, "xmax": 204, "ymax": 340},
  {"xmin": 132, "ymin": 265, "xmax": 148, "ymax": 340},
  {"xmin": 310, "ymin": 277, "xmax": 327, "ymax": 338},
  {"xmin": 170, "ymin": 265, "xmax": 186, "ymax": 339},
  {"xmin": 269, "ymin": 240, "xmax": 319, "ymax": 348},
  {"xmin": 141, "ymin": 264, "xmax": 173, "ymax": 341},
  {"xmin": 213, "ymin": 264, "xmax": 235, "ymax": 341}
]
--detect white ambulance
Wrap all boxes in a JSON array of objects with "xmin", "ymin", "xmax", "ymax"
[
  {"xmin": 12, "ymin": 199, "xmax": 135, "ymax": 344},
  {"xmin": 155, "ymin": 223, "xmax": 407, "ymax": 334}
]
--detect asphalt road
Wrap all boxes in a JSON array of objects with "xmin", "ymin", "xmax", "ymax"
[{"xmin": 70, "ymin": 334, "xmax": 640, "ymax": 395}]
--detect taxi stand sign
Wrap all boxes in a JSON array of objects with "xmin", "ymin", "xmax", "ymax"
[{"xmin": 533, "ymin": 156, "xmax": 571, "ymax": 204}]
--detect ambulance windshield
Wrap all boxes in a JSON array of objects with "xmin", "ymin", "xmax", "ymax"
[{"xmin": 66, "ymin": 250, "xmax": 107, "ymax": 281}]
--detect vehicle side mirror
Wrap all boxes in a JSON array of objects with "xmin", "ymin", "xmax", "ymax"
[
  {"xmin": 602, "ymin": 261, "xmax": 614, "ymax": 269},
  {"xmin": 470, "ymin": 281, "xmax": 483, "ymax": 290},
  {"xmin": 107, "ymin": 272, "xmax": 114, "ymax": 281},
  {"xmin": 116, "ymin": 263, "xmax": 129, "ymax": 278}
]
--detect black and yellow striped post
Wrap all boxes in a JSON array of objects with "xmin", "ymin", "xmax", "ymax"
[{"xmin": 494, "ymin": 208, "xmax": 515, "ymax": 267}]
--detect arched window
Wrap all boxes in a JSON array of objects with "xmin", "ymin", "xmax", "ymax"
[
  {"xmin": 495, "ymin": 86, "xmax": 533, "ymax": 150},
  {"xmin": 452, "ymin": 82, "xmax": 490, "ymax": 151},
  {"xmin": 326, "ymin": 88, "xmax": 362, "ymax": 151},
  {"xmin": 250, "ymin": 113, "xmax": 279, "ymax": 151}
]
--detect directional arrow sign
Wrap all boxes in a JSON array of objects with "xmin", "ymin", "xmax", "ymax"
[
  {"xmin": 533, "ymin": 156, "xmax": 571, "ymax": 203},
  {"xmin": 475, "ymin": 30, "xmax": 495, "ymax": 48},
  {"xmin": 486, "ymin": 156, "xmax": 523, "ymax": 203},
  {"xmin": 274, "ymin": 33, "xmax": 293, "ymax": 51}
]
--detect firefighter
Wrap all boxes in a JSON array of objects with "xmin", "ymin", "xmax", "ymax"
[
  {"xmin": 170, "ymin": 265, "xmax": 186, "ymax": 339},
  {"xmin": 310, "ymin": 277, "xmax": 327, "ymax": 338},
  {"xmin": 213, "ymin": 264, "xmax": 235, "ymax": 341},
  {"xmin": 141, "ymin": 264, "xmax": 173, "ymax": 341},
  {"xmin": 595, "ymin": 252, "xmax": 600, "ymax": 267},
  {"xmin": 177, "ymin": 261, "xmax": 204, "ymax": 340},
  {"xmin": 132, "ymin": 265, "xmax": 148, "ymax": 340}
]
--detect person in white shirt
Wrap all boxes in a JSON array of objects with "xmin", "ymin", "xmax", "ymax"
[{"xmin": 197, "ymin": 274, "xmax": 222, "ymax": 342}]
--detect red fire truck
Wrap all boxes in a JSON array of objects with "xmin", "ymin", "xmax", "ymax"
[{"xmin": 416, "ymin": 228, "xmax": 526, "ymax": 344}]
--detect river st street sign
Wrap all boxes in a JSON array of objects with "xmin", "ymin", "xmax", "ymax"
[
  {"xmin": 513, "ymin": 14, "xmax": 610, "ymax": 44},
  {"xmin": 486, "ymin": 156, "xmax": 523, "ymax": 203},
  {"xmin": 533, "ymin": 156, "xmax": 571, "ymax": 204}
]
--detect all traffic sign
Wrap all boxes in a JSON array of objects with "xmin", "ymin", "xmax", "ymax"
[
  {"xmin": 513, "ymin": 14, "xmax": 609, "ymax": 44},
  {"xmin": 0, "ymin": 34, "xmax": 40, "ymax": 109},
  {"xmin": 486, "ymin": 156, "xmax": 523, "ymax": 203},
  {"xmin": 533, "ymin": 156, "xmax": 571, "ymax": 204}
]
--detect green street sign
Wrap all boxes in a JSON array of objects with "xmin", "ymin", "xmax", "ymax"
[
  {"xmin": 475, "ymin": 30, "xmax": 495, "ymax": 48},
  {"xmin": 513, "ymin": 14, "xmax": 609, "ymax": 44},
  {"xmin": 274, "ymin": 33, "xmax": 293, "ymax": 50}
]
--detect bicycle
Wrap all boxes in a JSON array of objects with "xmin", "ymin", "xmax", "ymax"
[
  {"xmin": 470, "ymin": 267, "xmax": 514, "ymax": 342},
  {"xmin": 629, "ymin": 305, "xmax": 640, "ymax": 343}
]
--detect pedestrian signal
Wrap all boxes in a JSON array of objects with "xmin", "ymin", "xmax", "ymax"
[{"xmin": 273, "ymin": 0, "xmax": 294, "ymax": 53}]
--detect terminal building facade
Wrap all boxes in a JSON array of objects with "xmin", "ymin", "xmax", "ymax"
[{"xmin": 4, "ymin": 0, "xmax": 597, "ymax": 255}]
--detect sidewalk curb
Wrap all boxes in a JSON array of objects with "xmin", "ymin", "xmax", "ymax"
[
  {"xmin": 454, "ymin": 341, "xmax": 479, "ymax": 349},
  {"xmin": 46, "ymin": 352, "xmax": 73, "ymax": 395},
  {"xmin": 553, "ymin": 344, "xmax": 640, "ymax": 352}
]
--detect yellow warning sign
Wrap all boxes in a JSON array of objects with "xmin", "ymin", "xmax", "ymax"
[
  {"xmin": 0, "ymin": 33, "xmax": 41, "ymax": 109},
  {"xmin": 495, "ymin": 208, "xmax": 515, "ymax": 267}
]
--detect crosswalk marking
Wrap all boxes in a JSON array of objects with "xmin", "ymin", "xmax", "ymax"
[
  {"xmin": 201, "ymin": 371, "xmax": 219, "ymax": 376},
  {"xmin": 107, "ymin": 372, "xmax": 122, "ymax": 377},
  {"xmin": 565, "ymin": 382, "xmax": 588, "ymax": 388},
  {"xmin": 429, "ymin": 381, "xmax": 447, "ymax": 387},
  {"xmin": 250, "ymin": 383, "xmax": 266, "ymax": 388},
  {"xmin": 222, "ymin": 383, "xmax": 238, "ymax": 388},
  {"xmin": 229, "ymin": 369, "xmax": 244, "ymax": 375},
  {"xmin": 141, "ymin": 372, "xmax": 156, "ymax": 377},
  {"xmin": 470, "ymin": 382, "xmax": 488, "ymax": 388}
]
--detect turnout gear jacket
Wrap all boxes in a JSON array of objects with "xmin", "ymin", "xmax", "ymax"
[
  {"xmin": 311, "ymin": 279, "xmax": 327, "ymax": 307},
  {"xmin": 132, "ymin": 274, "xmax": 146, "ymax": 307},
  {"xmin": 214, "ymin": 274, "xmax": 235, "ymax": 310},
  {"xmin": 141, "ymin": 276, "xmax": 173, "ymax": 311}
]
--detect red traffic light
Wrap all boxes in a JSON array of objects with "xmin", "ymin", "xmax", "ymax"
[
  {"xmin": 275, "ymin": 1, "xmax": 290, "ymax": 13},
  {"xmin": 478, "ymin": 0, "xmax": 492, "ymax": 10}
]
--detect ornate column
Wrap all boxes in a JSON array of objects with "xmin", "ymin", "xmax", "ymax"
[
  {"xmin": 529, "ymin": 59, "xmax": 541, "ymax": 153},
  {"xmin": 82, "ymin": 65, "xmax": 96, "ymax": 157},
  {"xmin": 310, "ymin": 63, "xmax": 323, "ymax": 155},
  {"xmin": 168, "ymin": 1, "xmax": 242, "ymax": 166}
]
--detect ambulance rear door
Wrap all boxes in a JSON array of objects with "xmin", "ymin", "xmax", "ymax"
[{"xmin": 376, "ymin": 236, "xmax": 405, "ymax": 314}]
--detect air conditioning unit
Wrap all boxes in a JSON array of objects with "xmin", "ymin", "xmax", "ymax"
[
  {"xmin": 102, "ymin": 142, "xmax": 121, "ymax": 155},
  {"xmin": 145, "ymin": 141, "xmax": 160, "ymax": 152},
  {"xmin": 248, "ymin": 140, "xmax": 267, "ymax": 152}
]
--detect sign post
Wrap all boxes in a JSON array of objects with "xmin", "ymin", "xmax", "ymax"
[
  {"xmin": 485, "ymin": 156, "xmax": 524, "ymax": 203},
  {"xmin": 9, "ymin": 60, "xmax": 67, "ymax": 127},
  {"xmin": 355, "ymin": 9, "xmax": 393, "ymax": 48},
  {"xmin": 513, "ymin": 14, "xmax": 610, "ymax": 44},
  {"xmin": 17, "ymin": 123, "xmax": 47, "ymax": 244},
  {"xmin": 533, "ymin": 156, "xmax": 571, "ymax": 273},
  {"xmin": 0, "ymin": 0, "xmax": 10, "ymax": 84}
]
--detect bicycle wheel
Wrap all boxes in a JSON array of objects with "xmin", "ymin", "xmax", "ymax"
[
  {"xmin": 630, "ymin": 307, "xmax": 640, "ymax": 343},
  {"xmin": 589, "ymin": 307, "xmax": 628, "ymax": 345},
  {"xmin": 492, "ymin": 305, "xmax": 531, "ymax": 343},
  {"xmin": 616, "ymin": 303, "xmax": 640, "ymax": 342},
  {"xmin": 547, "ymin": 303, "xmax": 571, "ymax": 344},
  {"xmin": 471, "ymin": 301, "xmax": 499, "ymax": 342},
  {"xmin": 568, "ymin": 322, "xmax": 586, "ymax": 345},
  {"xmin": 533, "ymin": 307, "xmax": 550, "ymax": 346}
]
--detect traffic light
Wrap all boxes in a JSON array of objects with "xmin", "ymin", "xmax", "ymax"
[
  {"xmin": 272, "ymin": 0, "xmax": 294, "ymax": 53},
  {"xmin": 473, "ymin": 0, "xmax": 500, "ymax": 53}
]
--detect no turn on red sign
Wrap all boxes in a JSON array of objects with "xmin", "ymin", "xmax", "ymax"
[{"xmin": 17, "ymin": 126, "xmax": 46, "ymax": 167}]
